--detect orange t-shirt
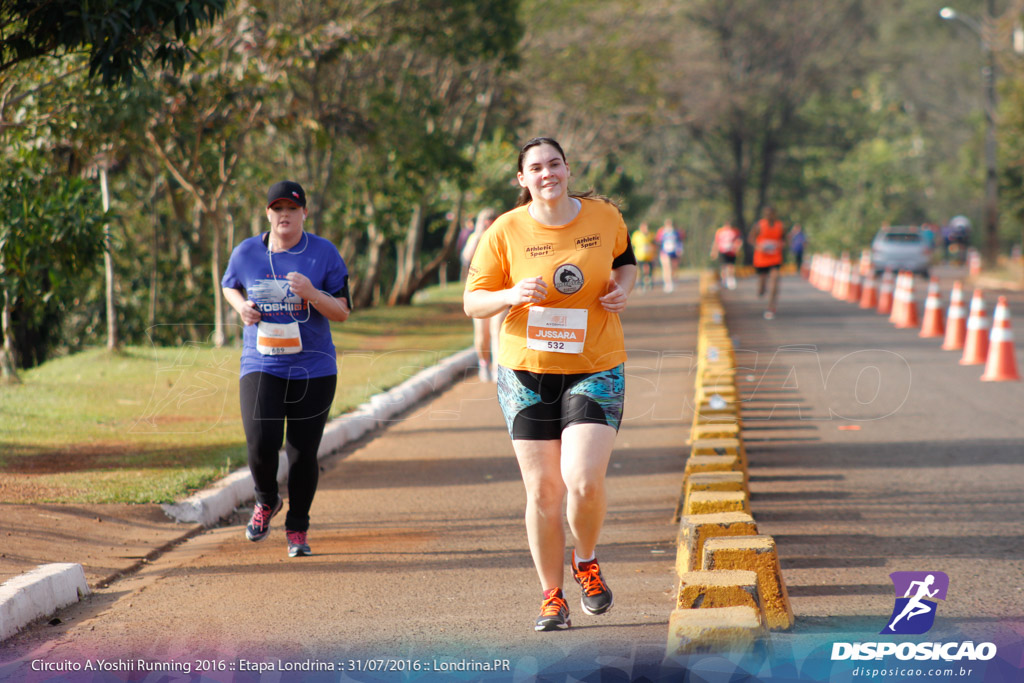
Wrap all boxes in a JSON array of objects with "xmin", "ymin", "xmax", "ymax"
[
  {"xmin": 465, "ymin": 199, "xmax": 630, "ymax": 374},
  {"xmin": 753, "ymin": 219, "xmax": 785, "ymax": 267}
]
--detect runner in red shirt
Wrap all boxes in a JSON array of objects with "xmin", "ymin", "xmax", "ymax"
[{"xmin": 749, "ymin": 205, "xmax": 786, "ymax": 319}]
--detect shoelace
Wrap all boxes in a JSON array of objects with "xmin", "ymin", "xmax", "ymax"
[
  {"xmin": 539, "ymin": 595, "xmax": 568, "ymax": 616},
  {"xmin": 287, "ymin": 531, "xmax": 307, "ymax": 545},
  {"xmin": 575, "ymin": 564, "xmax": 607, "ymax": 597},
  {"xmin": 251, "ymin": 504, "xmax": 272, "ymax": 526}
]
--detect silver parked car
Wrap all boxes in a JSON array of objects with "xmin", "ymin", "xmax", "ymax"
[{"xmin": 871, "ymin": 226, "xmax": 931, "ymax": 276}]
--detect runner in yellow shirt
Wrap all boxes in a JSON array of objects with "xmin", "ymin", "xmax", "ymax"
[
  {"xmin": 631, "ymin": 222, "xmax": 656, "ymax": 291},
  {"xmin": 464, "ymin": 137, "xmax": 637, "ymax": 632}
]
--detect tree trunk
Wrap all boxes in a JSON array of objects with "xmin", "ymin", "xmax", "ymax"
[
  {"xmin": 210, "ymin": 207, "xmax": 225, "ymax": 347},
  {"xmin": 393, "ymin": 195, "xmax": 465, "ymax": 306},
  {"xmin": 0, "ymin": 288, "xmax": 20, "ymax": 384},
  {"xmin": 388, "ymin": 203, "xmax": 426, "ymax": 305},
  {"xmin": 354, "ymin": 226, "xmax": 386, "ymax": 309},
  {"xmin": 180, "ymin": 204, "xmax": 202, "ymax": 341},
  {"xmin": 225, "ymin": 210, "xmax": 236, "ymax": 343},
  {"xmin": 386, "ymin": 88, "xmax": 492, "ymax": 306},
  {"xmin": 100, "ymin": 167, "xmax": 118, "ymax": 350},
  {"xmin": 148, "ymin": 183, "xmax": 160, "ymax": 331},
  {"xmin": 353, "ymin": 192, "xmax": 386, "ymax": 309}
]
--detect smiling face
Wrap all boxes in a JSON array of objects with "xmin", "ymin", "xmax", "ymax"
[
  {"xmin": 266, "ymin": 199, "xmax": 307, "ymax": 244},
  {"xmin": 517, "ymin": 143, "xmax": 570, "ymax": 204}
]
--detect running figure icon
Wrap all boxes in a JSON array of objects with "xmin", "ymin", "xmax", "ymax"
[{"xmin": 888, "ymin": 574, "xmax": 939, "ymax": 631}]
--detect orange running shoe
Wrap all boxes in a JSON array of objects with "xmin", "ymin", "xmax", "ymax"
[
  {"xmin": 573, "ymin": 551, "xmax": 614, "ymax": 615},
  {"xmin": 535, "ymin": 589, "xmax": 571, "ymax": 631}
]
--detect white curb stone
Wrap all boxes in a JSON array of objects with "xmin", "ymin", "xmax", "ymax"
[
  {"xmin": 160, "ymin": 347, "xmax": 477, "ymax": 527},
  {"xmin": 0, "ymin": 563, "xmax": 89, "ymax": 641}
]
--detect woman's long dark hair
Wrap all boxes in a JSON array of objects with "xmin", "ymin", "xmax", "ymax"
[{"xmin": 514, "ymin": 137, "xmax": 616, "ymax": 208}]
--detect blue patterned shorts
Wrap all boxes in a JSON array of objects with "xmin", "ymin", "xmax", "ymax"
[{"xmin": 496, "ymin": 363, "xmax": 625, "ymax": 440}]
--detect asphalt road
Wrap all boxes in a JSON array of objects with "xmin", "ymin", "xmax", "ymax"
[
  {"xmin": 2, "ymin": 268, "xmax": 1022, "ymax": 682},
  {"xmin": 725, "ymin": 265, "xmax": 1024, "ymax": 656}
]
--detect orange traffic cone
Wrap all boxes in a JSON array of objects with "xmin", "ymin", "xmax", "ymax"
[
  {"xmin": 981, "ymin": 297, "xmax": 1020, "ymax": 381},
  {"xmin": 893, "ymin": 272, "xmax": 919, "ymax": 329},
  {"xmin": 828, "ymin": 256, "xmax": 839, "ymax": 293},
  {"xmin": 968, "ymin": 248, "xmax": 982, "ymax": 277},
  {"xmin": 832, "ymin": 258, "xmax": 848, "ymax": 300},
  {"xmin": 959, "ymin": 289, "xmax": 990, "ymax": 365},
  {"xmin": 846, "ymin": 269, "xmax": 862, "ymax": 304},
  {"xmin": 860, "ymin": 271, "xmax": 878, "ymax": 309},
  {"xmin": 876, "ymin": 270, "xmax": 894, "ymax": 315},
  {"xmin": 888, "ymin": 272, "xmax": 905, "ymax": 325},
  {"xmin": 859, "ymin": 249, "xmax": 872, "ymax": 277},
  {"xmin": 900, "ymin": 273, "xmax": 920, "ymax": 329},
  {"xmin": 941, "ymin": 281, "xmax": 967, "ymax": 351},
  {"xmin": 919, "ymin": 278, "xmax": 945, "ymax": 338}
]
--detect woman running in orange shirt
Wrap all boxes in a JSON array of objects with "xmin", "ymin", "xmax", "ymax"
[{"xmin": 464, "ymin": 137, "xmax": 637, "ymax": 632}]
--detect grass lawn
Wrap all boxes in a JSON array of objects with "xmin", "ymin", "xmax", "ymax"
[{"xmin": 0, "ymin": 284, "xmax": 474, "ymax": 504}]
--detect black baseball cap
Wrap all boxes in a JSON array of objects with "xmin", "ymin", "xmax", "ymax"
[{"xmin": 267, "ymin": 180, "xmax": 306, "ymax": 208}]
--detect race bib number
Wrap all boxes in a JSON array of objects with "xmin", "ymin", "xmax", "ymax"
[
  {"xmin": 526, "ymin": 307, "xmax": 587, "ymax": 354},
  {"xmin": 760, "ymin": 239, "xmax": 781, "ymax": 254},
  {"xmin": 257, "ymin": 321, "xmax": 302, "ymax": 355}
]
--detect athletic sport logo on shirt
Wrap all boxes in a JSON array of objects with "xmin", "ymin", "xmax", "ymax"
[
  {"xmin": 526, "ymin": 244, "xmax": 554, "ymax": 258},
  {"xmin": 881, "ymin": 571, "xmax": 949, "ymax": 635},
  {"xmin": 575, "ymin": 234, "xmax": 601, "ymax": 250},
  {"xmin": 553, "ymin": 264, "xmax": 584, "ymax": 294}
]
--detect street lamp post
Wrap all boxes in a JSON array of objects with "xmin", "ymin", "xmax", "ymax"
[{"xmin": 941, "ymin": 3, "xmax": 999, "ymax": 267}]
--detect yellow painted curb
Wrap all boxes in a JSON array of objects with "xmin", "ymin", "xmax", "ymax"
[
  {"xmin": 691, "ymin": 423, "xmax": 741, "ymax": 441},
  {"xmin": 676, "ymin": 569, "xmax": 761, "ymax": 611},
  {"xmin": 673, "ymin": 471, "xmax": 748, "ymax": 523},
  {"xmin": 690, "ymin": 437, "xmax": 742, "ymax": 456},
  {"xmin": 666, "ymin": 606, "xmax": 765, "ymax": 656},
  {"xmin": 683, "ymin": 454, "xmax": 742, "ymax": 478},
  {"xmin": 686, "ymin": 470, "xmax": 748, "ymax": 495},
  {"xmin": 684, "ymin": 490, "xmax": 751, "ymax": 516},
  {"xmin": 675, "ymin": 512, "xmax": 757, "ymax": 575},
  {"xmin": 702, "ymin": 535, "xmax": 794, "ymax": 631}
]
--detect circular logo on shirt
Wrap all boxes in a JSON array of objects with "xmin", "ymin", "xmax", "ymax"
[{"xmin": 554, "ymin": 264, "xmax": 584, "ymax": 295}]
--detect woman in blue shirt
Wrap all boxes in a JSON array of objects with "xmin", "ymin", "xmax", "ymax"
[{"xmin": 221, "ymin": 180, "xmax": 350, "ymax": 557}]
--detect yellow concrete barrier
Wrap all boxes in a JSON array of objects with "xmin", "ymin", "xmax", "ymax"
[
  {"xmin": 695, "ymin": 383, "xmax": 738, "ymax": 405},
  {"xmin": 684, "ymin": 490, "xmax": 751, "ymax": 516},
  {"xmin": 667, "ymin": 268, "xmax": 794, "ymax": 650},
  {"xmin": 686, "ymin": 470, "xmax": 747, "ymax": 495},
  {"xmin": 673, "ymin": 471, "xmax": 748, "ymax": 523},
  {"xmin": 690, "ymin": 422, "xmax": 741, "ymax": 442},
  {"xmin": 690, "ymin": 437, "xmax": 742, "ymax": 456},
  {"xmin": 676, "ymin": 512, "xmax": 758, "ymax": 575},
  {"xmin": 701, "ymin": 535, "xmax": 794, "ymax": 631},
  {"xmin": 676, "ymin": 569, "xmax": 761, "ymax": 611},
  {"xmin": 666, "ymin": 606, "xmax": 765, "ymax": 656},
  {"xmin": 683, "ymin": 454, "xmax": 742, "ymax": 479}
]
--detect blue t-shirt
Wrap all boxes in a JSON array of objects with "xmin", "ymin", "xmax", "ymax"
[
  {"xmin": 790, "ymin": 231, "xmax": 805, "ymax": 253},
  {"xmin": 221, "ymin": 232, "xmax": 349, "ymax": 379}
]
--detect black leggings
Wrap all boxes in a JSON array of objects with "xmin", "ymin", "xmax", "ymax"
[{"xmin": 239, "ymin": 372, "xmax": 337, "ymax": 532}]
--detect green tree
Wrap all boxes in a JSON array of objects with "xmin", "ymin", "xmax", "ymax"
[
  {"xmin": 0, "ymin": 155, "xmax": 105, "ymax": 381},
  {"xmin": 0, "ymin": 0, "xmax": 226, "ymax": 85},
  {"xmin": 255, "ymin": 0, "xmax": 522, "ymax": 307},
  {"xmin": 142, "ymin": 1, "xmax": 272, "ymax": 347}
]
